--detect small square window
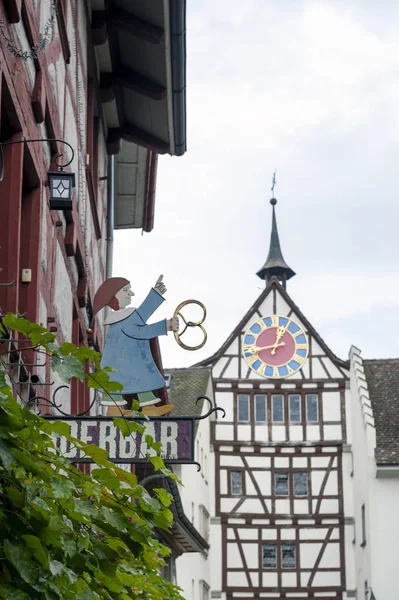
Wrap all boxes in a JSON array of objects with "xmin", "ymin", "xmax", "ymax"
[
  {"xmin": 293, "ymin": 472, "xmax": 308, "ymax": 496},
  {"xmin": 282, "ymin": 544, "xmax": 296, "ymax": 568},
  {"xmin": 231, "ymin": 471, "xmax": 243, "ymax": 495},
  {"xmin": 275, "ymin": 472, "xmax": 289, "ymax": 496},
  {"xmin": 238, "ymin": 394, "xmax": 249, "ymax": 422},
  {"xmin": 306, "ymin": 394, "xmax": 319, "ymax": 423},
  {"xmin": 255, "ymin": 395, "xmax": 267, "ymax": 422},
  {"xmin": 272, "ymin": 395, "xmax": 284, "ymax": 422},
  {"xmin": 262, "ymin": 544, "xmax": 277, "ymax": 568},
  {"xmin": 289, "ymin": 395, "xmax": 301, "ymax": 422}
]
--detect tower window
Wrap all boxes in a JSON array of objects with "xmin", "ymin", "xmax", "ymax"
[
  {"xmin": 289, "ymin": 395, "xmax": 301, "ymax": 422},
  {"xmin": 237, "ymin": 394, "xmax": 249, "ymax": 422},
  {"xmin": 272, "ymin": 395, "xmax": 284, "ymax": 422},
  {"xmin": 262, "ymin": 544, "xmax": 277, "ymax": 568},
  {"xmin": 306, "ymin": 394, "xmax": 319, "ymax": 422},
  {"xmin": 275, "ymin": 472, "xmax": 289, "ymax": 496},
  {"xmin": 230, "ymin": 471, "xmax": 243, "ymax": 495},
  {"xmin": 293, "ymin": 472, "xmax": 308, "ymax": 496},
  {"xmin": 255, "ymin": 394, "xmax": 267, "ymax": 422},
  {"xmin": 282, "ymin": 544, "xmax": 296, "ymax": 568}
]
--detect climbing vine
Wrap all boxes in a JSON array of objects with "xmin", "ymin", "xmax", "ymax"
[{"xmin": 0, "ymin": 314, "xmax": 184, "ymax": 599}]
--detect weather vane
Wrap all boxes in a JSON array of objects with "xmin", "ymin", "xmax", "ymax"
[{"xmin": 271, "ymin": 170, "xmax": 277, "ymax": 194}]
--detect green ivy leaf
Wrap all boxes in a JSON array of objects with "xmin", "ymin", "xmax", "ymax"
[
  {"xmin": 3, "ymin": 314, "xmax": 56, "ymax": 348},
  {"xmin": 51, "ymin": 354, "xmax": 85, "ymax": 382},
  {"xmin": 5, "ymin": 486, "xmax": 25, "ymax": 508},
  {"xmin": 148, "ymin": 455, "xmax": 165, "ymax": 472},
  {"xmin": 0, "ymin": 439, "xmax": 15, "ymax": 469},
  {"xmin": 153, "ymin": 488, "xmax": 173, "ymax": 507},
  {"xmin": 22, "ymin": 535, "xmax": 49, "ymax": 569},
  {"xmin": 50, "ymin": 478, "xmax": 74, "ymax": 500},
  {"xmin": 82, "ymin": 444, "xmax": 109, "ymax": 466},
  {"xmin": 114, "ymin": 418, "xmax": 145, "ymax": 438},
  {"xmin": 145, "ymin": 434, "xmax": 162, "ymax": 453},
  {"xmin": 4, "ymin": 540, "xmax": 39, "ymax": 585}
]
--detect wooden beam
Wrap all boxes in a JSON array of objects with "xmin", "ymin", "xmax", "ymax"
[
  {"xmin": 99, "ymin": 73, "xmax": 115, "ymax": 103},
  {"xmin": 108, "ymin": 6, "xmax": 164, "ymax": 44},
  {"xmin": 91, "ymin": 11, "xmax": 108, "ymax": 46},
  {"xmin": 3, "ymin": 0, "xmax": 22, "ymax": 23},
  {"xmin": 100, "ymin": 67, "xmax": 166, "ymax": 102},
  {"xmin": 31, "ymin": 71, "xmax": 46, "ymax": 124},
  {"xmin": 122, "ymin": 123, "xmax": 169, "ymax": 155},
  {"xmin": 107, "ymin": 129, "xmax": 122, "ymax": 156},
  {"xmin": 114, "ymin": 66, "xmax": 166, "ymax": 101}
]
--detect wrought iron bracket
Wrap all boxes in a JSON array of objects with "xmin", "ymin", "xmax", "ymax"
[{"xmin": 0, "ymin": 138, "xmax": 74, "ymax": 182}]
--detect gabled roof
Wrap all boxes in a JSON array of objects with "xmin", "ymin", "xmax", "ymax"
[
  {"xmin": 195, "ymin": 279, "xmax": 348, "ymax": 371},
  {"xmin": 363, "ymin": 358, "xmax": 399, "ymax": 465}
]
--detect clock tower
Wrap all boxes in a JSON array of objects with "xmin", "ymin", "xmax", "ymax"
[{"xmin": 197, "ymin": 198, "xmax": 354, "ymax": 600}]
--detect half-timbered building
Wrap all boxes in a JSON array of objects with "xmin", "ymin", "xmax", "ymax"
[{"xmin": 197, "ymin": 198, "xmax": 355, "ymax": 600}]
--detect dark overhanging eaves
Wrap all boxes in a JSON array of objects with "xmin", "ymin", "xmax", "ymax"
[
  {"xmin": 169, "ymin": 0, "xmax": 187, "ymax": 156},
  {"xmin": 166, "ymin": 477, "xmax": 209, "ymax": 552}
]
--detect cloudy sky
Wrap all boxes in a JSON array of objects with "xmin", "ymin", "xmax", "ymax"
[{"xmin": 114, "ymin": 0, "xmax": 399, "ymax": 368}]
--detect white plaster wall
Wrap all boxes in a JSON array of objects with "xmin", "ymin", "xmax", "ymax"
[
  {"xmin": 349, "ymin": 347, "xmax": 376, "ymax": 598},
  {"xmin": 54, "ymin": 243, "xmax": 72, "ymax": 341},
  {"xmin": 369, "ymin": 476, "xmax": 399, "ymax": 600},
  {"xmin": 176, "ymin": 378, "xmax": 213, "ymax": 599}
]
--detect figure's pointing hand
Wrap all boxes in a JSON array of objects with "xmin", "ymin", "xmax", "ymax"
[{"xmin": 154, "ymin": 274, "xmax": 167, "ymax": 295}]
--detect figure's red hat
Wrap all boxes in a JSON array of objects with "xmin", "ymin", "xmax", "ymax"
[{"xmin": 92, "ymin": 277, "xmax": 129, "ymax": 318}]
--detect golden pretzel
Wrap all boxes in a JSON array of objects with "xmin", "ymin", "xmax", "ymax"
[{"xmin": 173, "ymin": 299, "xmax": 207, "ymax": 351}]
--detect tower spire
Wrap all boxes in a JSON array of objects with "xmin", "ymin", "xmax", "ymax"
[{"xmin": 256, "ymin": 197, "xmax": 295, "ymax": 289}]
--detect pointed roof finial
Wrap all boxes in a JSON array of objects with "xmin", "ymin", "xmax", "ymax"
[{"xmin": 256, "ymin": 192, "xmax": 296, "ymax": 287}]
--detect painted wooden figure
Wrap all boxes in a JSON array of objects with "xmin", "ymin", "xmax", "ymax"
[{"xmin": 92, "ymin": 275, "xmax": 179, "ymax": 407}]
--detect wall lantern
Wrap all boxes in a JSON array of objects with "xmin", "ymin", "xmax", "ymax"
[
  {"xmin": 0, "ymin": 137, "xmax": 75, "ymax": 211},
  {"xmin": 47, "ymin": 170, "xmax": 75, "ymax": 210}
]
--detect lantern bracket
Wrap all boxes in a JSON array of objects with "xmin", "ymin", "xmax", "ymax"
[{"xmin": 0, "ymin": 138, "xmax": 74, "ymax": 182}]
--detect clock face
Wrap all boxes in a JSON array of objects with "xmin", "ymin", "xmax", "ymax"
[{"xmin": 242, "ymin": 315, "xmax": 308, "ymax": 379}]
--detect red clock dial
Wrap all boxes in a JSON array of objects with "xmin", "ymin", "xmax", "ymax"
[{"xmin": 256, "ymin": 327, "xmax": 296, "ymax": 366}]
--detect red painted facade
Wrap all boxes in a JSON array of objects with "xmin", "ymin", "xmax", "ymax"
[{"xmin": 0, "ymin": 0, "xmax": 107, "ymax": 412}]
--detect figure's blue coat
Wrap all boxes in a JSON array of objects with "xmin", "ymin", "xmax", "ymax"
[{"xmin": 101, "ymin": 288, "xmax": 167, "ymax": 394}]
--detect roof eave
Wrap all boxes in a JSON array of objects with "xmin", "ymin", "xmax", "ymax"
[{"xmin": 168, "ymin": 0, "xmax": 187, "ymax": 156}]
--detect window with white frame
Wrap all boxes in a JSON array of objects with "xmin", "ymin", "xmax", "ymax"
[
  {"xmin": 282, "ymin": 544, "xmax": 296, "ymax": 568},
  {"xmin": 230, "ymin": 471, "xmax": 243, "ymax": 495},
  {"xmin": 237, "ymin": 394, "xmax": 250, "ymax": 422},
  {"xmin": 262, "ymin": 544, "xmax": 277, "ymax": 568},
  {"xmin": 272, "ymin": 395, "xmax": 284, "ymax": 422},
  {"xmin": 289, "ymin": 394, "xmax": 301, "ymax": 422},
  {"xmin": 199, "ymin": 505, "xmax": 210, "ymax": 541},
  {"xmin": 255, "ymin": 394, "xmax": 267, "ymax": 422},
  {"xmin": 306, "ymin": 394, "xmax": 319, "ymax": 422},
  {"xmin": 293, "ymin": 472, "xmax": 308, "ymax": 496},
  {"xmin": 200, "ymin": 580, "xmax": 210, "ymax": 600},
  {"xmin": 275, "ymin": 472, "xmax": 289, "ymax": 496}
]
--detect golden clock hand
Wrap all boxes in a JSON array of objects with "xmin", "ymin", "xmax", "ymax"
[
  {"xmin": 271, "ymin": 326, "xmax": 287, "ymax": 355},
  {"xmin": 246, "ymin": 342, "xmax": 285, "ymax": 355}
]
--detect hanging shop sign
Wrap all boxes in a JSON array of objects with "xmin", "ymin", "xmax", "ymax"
[{"xmin": 47, "ymin": 416, "xmax": 196, "ymax": 464}]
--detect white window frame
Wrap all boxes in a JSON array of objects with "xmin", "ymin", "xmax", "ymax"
[
  {"xmin": 281, "ymin": 544, "xmax": 296, "ymax": 569},
  {"xmin": 262, "ymin": 544, "xmax": 277, "ymax": 569},
  {"xmin": 306, "ymin": 394, "xmax": 319, "ymax": 423},
  {"xmin": 255, "ymin": 394, "xmax": 267, "ymax": 422},
  {"xmin": 293, "ymin": 472, "xmax": 308, "ymax": 496},
  {"xmin": 272, "ymin": 394, "xmax": 284, "ymax": 422},
  {"xmin": 237, "ymin": 394, "xmax": 250, "ymax": 422},
  {"xmin": 230, "ymin": 470, "xmax": 243, "ymax": 496},
  {"xmin": 275, "ymin": 472, "xmax": 289, "ymax": 497},
  {"xmin": 289, "ymin": 394, "xmax": 301, "ymax": 423}
]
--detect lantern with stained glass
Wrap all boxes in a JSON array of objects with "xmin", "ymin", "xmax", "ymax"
[{"xmin": 48, "ymin": 169, "xmax": 75, "ymax": 210}]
